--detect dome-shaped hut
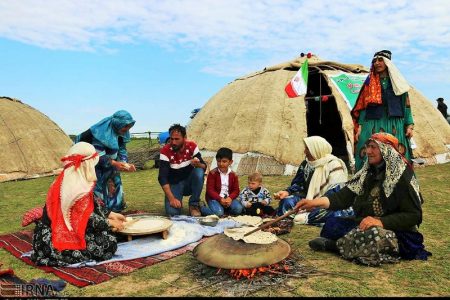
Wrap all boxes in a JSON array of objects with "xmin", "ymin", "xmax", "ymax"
[
  {"xmin": 188, "ymin": 55, "xmax": 450, "ymax": 175},
  {"xmin": 0, "ymin": 97, "xmax": 73, "ymax": 182}
]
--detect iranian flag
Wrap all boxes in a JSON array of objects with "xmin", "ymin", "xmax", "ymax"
[{"xmin": 285, "ymin": 59, "xmax": 309, "ymax": 98}]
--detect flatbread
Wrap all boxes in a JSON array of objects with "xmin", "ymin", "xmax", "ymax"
[
  {"xmin": 224, "ymin": 227, "xmax": 278, "ymax": 245},
  {"xmin": 231, "ymin": 215, "xmax": 262, "ymax": 227},
  {"xmin": 125, "ymin": 219, "xmax": 166, "ymax": 231}
]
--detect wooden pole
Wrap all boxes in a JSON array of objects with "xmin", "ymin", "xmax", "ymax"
[{"xmin": 243, "ymin": 208, "xmax": 298, "ymax": 237}]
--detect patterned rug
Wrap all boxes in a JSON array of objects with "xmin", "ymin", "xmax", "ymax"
[
  {"xmin": 1, "ymin": 263, "xmax": 67, "ymax": 297},
  {"xmin": 0, "ymin": 230, "xmax": 204, "ymax": 287}
]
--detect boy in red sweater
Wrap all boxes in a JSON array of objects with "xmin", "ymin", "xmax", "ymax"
[{"xmin": 204, "ymin": 148, "xmax": 243, "ymax": 217}]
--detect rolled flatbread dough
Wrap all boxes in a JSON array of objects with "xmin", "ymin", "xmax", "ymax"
[
  {"xmin": 125, "ymin": 219, "xmax": 166, "ymax": 231},
  {"xmin": 224, "ymin": 227, "xmax": 277, "ymax": 244}
]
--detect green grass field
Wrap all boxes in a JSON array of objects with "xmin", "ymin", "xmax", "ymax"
[{"xmin": 0, "ymin": 162, "xmax": 449, "ymax": 297}]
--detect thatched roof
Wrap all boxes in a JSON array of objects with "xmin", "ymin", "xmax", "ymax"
[
  {"xmin": 188, "ymin": 55, "xmax": 450, "ymax": 175},
  {"xmin": 0, "ymin": 97, "xmax": 73, "ymax": 182}
]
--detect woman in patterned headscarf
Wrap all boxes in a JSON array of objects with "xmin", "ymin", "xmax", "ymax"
[
  {"xmin": 295, "ymin": 133, "xmax": 431, "ymax": 266},
  {"xmin": 352, "ymin": 50, "xmax": 414, "ymax": 171},
  {"xmin": 76, "ymin": 110, "xmax": 136, "ymax": 212},
  {"xmin": 31, "ymin": 142, "xmax": 125, "ymax": 266}
]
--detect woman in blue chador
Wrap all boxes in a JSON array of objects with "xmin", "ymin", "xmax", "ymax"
[{"xmin": 76, "ymin": 110, "xmax": 136, "ymax": 212}]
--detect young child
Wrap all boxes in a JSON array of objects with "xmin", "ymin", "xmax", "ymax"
[
  {"xmin": 204, "ymin": 147, "xmax": 243, "ymax": 217},
  {"xmin": 238, "ymin": 172, "xmax": 275, "ymax": 216}
]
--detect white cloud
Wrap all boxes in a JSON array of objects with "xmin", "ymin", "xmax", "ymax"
[{"xmin": 0, "ymin": 0, "xmax": 449, "ymax": 81}]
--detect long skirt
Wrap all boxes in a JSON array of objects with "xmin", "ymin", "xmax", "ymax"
[
  {"xmin": 320, "ymin": 216, "xmax": 431, "ymax": 266},
  {"xmin": 31, "ymin": 210, "xmax": 117, "ymax": 267},
  {"xmin": 95, "ymin": 166, "xmax": 125, "ymax": 212}
]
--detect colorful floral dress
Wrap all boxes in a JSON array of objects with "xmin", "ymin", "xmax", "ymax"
[
  {"xmin": 75, "ymin": 110, "xmax": 135, "ymax": 212},
  {"xmin": 31, "ymin": 198, "xmax": 117, "ymax": 267}
]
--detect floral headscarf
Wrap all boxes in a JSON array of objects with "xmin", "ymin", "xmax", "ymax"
[{"xmin": 346, "ymin": 133, "xmax": 420, "ymax": 199}]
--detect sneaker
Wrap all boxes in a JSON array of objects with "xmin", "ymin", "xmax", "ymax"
[
  {"xmin": 189, "ymin": 205, "xmax": 201, "ymax": 217},
  {"xmin": 308, "ymin": 237, "xmax": 337, "ymax": 252}
]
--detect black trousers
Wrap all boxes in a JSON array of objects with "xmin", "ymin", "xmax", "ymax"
[{"xmin": 245, "ymin": 202, "xmax": 275, "ymax": 216}]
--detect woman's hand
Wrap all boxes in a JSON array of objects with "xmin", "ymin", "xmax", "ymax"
[
  {"xmin": 109, "ymin": 211, "xmax": 126, "ymax": 222},
  {"xmin": 294, "ymin": 199, "xmax": 316, "ymax": 212},
  {"xmin": 112, "ymin": 160, "xmax": 136, "ymax": 172},
  {"xmin": 125, "ymin": 163, "xmax": 136, "ymax": 172},
  {"xmin": 108, "ymin": 214, "xmax": 125, "ymax": 232},
  {"xmin": 405, "ymin": 125, "xmax": 414, "ymax": 138},
  {"xmin": 358, "ymin": 216, "xmax": 383, "ymax": 231},
  {"xmin": 355, "ymin": 126, "xmax": 362, "ymax": 142},
  {"xmin": 274, "ymin": 191, "xmax": 289, "ymax": 200},
  {"xmin": 294, "ymin": 197, "xmax": 330, "ymax": 212}
]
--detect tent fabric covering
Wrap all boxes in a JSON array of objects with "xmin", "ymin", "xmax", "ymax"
[
  {"xmin": 188, "ymin": 55, "xmax": 450, "ymax": 174},
  {"xmin": 0, "ymin": 97, "xmax": 73, "ymax": 182}
]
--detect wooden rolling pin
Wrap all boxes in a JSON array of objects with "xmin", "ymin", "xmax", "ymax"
[{"xmin": 243, "ymin": 208, "xmax": 298, "ymax": 237}]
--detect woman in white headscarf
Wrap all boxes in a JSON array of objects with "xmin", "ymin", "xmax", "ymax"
[
  {"xmin": 274, "ymin": 136, "xmax": 353, "ymax": 225},
  {"xmin": 31, "ymin": 142, "xmax": 125, "ymax": 266}
]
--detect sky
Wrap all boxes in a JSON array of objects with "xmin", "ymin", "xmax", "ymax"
[{"xmin": 0, "ymin": 0, "xmax": 449, "ymax": 135}]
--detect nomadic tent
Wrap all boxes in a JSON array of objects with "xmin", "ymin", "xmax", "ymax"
[
  {"xmin": 0, "ymin": 97, "xmax": 73, "ymax": 182},
  {"xmin": 188, "ymin": 55, "xmax": 450, "ymax": 175}
]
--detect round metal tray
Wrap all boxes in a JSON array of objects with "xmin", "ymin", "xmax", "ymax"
[{"xmin": 193, "ymin": 234, "xmax": 291, "ymax": 269}]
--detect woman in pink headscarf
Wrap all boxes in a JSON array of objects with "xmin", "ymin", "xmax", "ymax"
[{"xmin": 31, "ymin": 142, "xmax": 125, "ymax": 266}]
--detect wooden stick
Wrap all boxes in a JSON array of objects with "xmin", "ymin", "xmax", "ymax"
[{"xmin": 243, "ymin": 208, "xmax": 298, "ymax": 237}]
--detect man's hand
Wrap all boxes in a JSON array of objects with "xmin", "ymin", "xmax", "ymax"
[
  {"xmin": 359, "ymin": 216, "xmax": 383, "ymax": 231},
  {"xmin": 169, "ymin": 197, "xmax": 182, "ymax": 208},
  {"xmin": 191, "ymin": 157, "xmax": 203, "ymax": 168},
  {"xmin": 274, "ymin": 191, "xmax": 289, "ymax": 200}
]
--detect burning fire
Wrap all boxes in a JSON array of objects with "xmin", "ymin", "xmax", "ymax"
[{"xmin": 216, "ymin": 261, "xmax": 291, "ymax": 280}]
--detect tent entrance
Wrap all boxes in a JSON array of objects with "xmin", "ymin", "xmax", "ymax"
[{"xmin": 305, "ymin": 71, "xmax": 348, "ymax": 162}]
